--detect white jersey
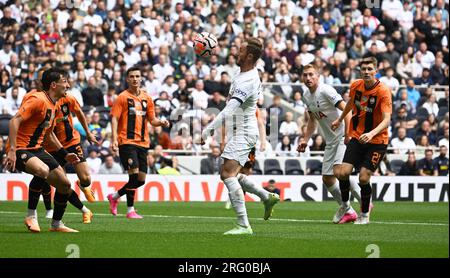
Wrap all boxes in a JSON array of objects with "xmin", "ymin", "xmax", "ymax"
[
  {"xmin": 302, "ymin": 83, "xmax": 344, "ymax": 145},
  {"xmin": 226, "ymin": 68, "xmax": 260, "ymax": 138}
]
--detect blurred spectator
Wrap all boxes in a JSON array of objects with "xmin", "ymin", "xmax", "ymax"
[
  {"xmin": 158, "ymin": 158, "xmax": 180, "ymax": 175},
  {"xmin": 434, "ymin": 145, "xmax": 449, "ymax": 176},
  {"xmin": 374, "ymin": 155, "xmax": 396, "ymax": 176},
  {"xmin": 416, "ymin": 120, "xmax": 437, "ymax": 146},
  {"xmin": 417, "ymin": 149, "xmax": 438, "ymax": 176},
  {"xmin": 264, "ymin": 179, "xmax": 281, "ymax": 196},
  {"xmin": 279, "ymin": 112, "xmax": 298, "ymax": 137},
  {"xmin": 415, "ymin": 134, "xmax": 431, "ymax": 155},
  {"xmin": 438, "ymin": 127, "xmax": 449, "ymax": 150},
  {"xmin": 98, "ymin": 154, "xmax": 123, "ymax": 174},
  {"xmin": 398, "ymin": 151, "xmax": 419, "ymax": 176},
  {"xmin": 292, "ymin": 91, "xmax": 307, "ymax": 115},
  {"xmin": 421, "ymin": 94, "xmax": 440, "ymax": 117},
  {"xmin": 82, "ymin": 77, "xmax": 104, "ymax": 107},
  {"xmin": 394, "ymin": 89, "xmax": 416, "ymax": 114},
  {"xmin": 309, "ymin": 134, "xmax": 326, "ymax": 156},
  {"xmin": 275, "ymin": 135, "xmax": 295, "ymax": 157},
  {"xmin": 405, "ymin": 78, "xmax": 421, "ymax": 107},
  {"xmin": 390, "ymin": 127, "xmax": 417, "ymax": 154},
  {"xmin": 86, "ymin": 147, "xmax": 102, "ymax": 174},
  {"xmin": 380, "ymin": 67, "xmax": 400, "ymax": 96},
  {"xmin": 200, "ymin": 146, "xmax": 221, "ymax": 175},
  {"xmin": 207, "ymin": 91, "xmax": 226, "ymax": 111}
]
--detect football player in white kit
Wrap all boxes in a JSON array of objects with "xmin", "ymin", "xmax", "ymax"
[
  {"xmin": 201, "ymin": 37, "xmax": 280, "ymax": 235},
  {"xmin": 297, "ymin": 64, "xmax": 361, "ymax": 224}
]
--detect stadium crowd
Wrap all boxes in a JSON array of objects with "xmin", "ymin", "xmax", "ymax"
[{"xmin": 0, "ymin": 0, "xmax": 448, "ymax": 176}]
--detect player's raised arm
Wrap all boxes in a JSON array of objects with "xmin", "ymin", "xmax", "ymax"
[{"xmin": 201, "ymin": 98, "xmax": 241, "ymax": 140}]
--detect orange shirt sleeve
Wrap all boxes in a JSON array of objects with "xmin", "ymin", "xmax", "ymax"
[
  {"xmin": 146, "ymin": 96, "xmax": 155, "ymax": 122},
  {"xmin": 111, "ymin": 95, "xmax": 124, "ymax": 118},
  {"xmin": 18, "ymin": 95, "xmax": 43, "ymax": 121},
  {"xmin": 379, "ymin": 87, "xmax": 393, "ymax": 114},
  {"xmin": 349, "ymin": 80, "xmax": 361, "ymax": 99},
  {"xmin": 68, "ymin": 94, "xmax": 82, "ymax": 114}
]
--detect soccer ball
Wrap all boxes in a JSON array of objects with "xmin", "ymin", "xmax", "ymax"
[{"xmin": 192, "ymin": 32, "xmax": 218, "ymax": 58}]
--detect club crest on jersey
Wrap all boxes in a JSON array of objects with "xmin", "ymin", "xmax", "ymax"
[
  {"xmin": 62, "ymin": 106, "xmax": 68, "ymax": 113},
  {"xmin": 21, "ymin": 153, "xmax": 27, "ymax": 160},
  {"xmin": 142, "ymin": 100, "xmax": 147, "ymax": 109},
  {"xmin": 369, "ymin": 97, "xmax": 375, "ymax": 104},
  {"xmin": 128, "ymin": 158, "xmax": 133, "ymax": 165}
]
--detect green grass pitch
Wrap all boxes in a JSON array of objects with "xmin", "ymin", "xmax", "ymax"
[{"xmin": 0, "ymin": 201, "xmax": 448, "ymax": 258}]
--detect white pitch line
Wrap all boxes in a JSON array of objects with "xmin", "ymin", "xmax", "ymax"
[{"xmin": 0, "ymin": 211, "xmax": 448, "ymax": 226}]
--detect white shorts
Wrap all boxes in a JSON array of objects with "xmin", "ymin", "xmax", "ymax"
[
  {"xmin": 322, "ymin": 137, "xmax": 346, "ymax": 175},
  {"xmin": 221, "ymin": 135, "xmax": 257, "ymax": 167}
]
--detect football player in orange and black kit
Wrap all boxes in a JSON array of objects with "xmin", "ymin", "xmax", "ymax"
[
  {"xmin": 332, "ymin": 57, "xmax": 392, "ymax": 225},
  {"xmin": 5, "ymin": 68, "xmax": 80, "ymax": 232},
  {"xmin": 108, "ymin": 66, "xmax": 170, "ymax": 218}
]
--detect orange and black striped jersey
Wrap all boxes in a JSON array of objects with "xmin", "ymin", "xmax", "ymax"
[
  {"xmin": 349, "ymin": 79, "xmax": 392, "ymax": 145},
  {"xmin": 6, "ymin": 90, "xmax": 57, "ymax": 151},
  {"xmin": 44, "ymin": 93, "xmax": 82, "ymax": 152},
  {"xmin": 111, "ymin": 89, "xmax": 155, "ymax": 148}
]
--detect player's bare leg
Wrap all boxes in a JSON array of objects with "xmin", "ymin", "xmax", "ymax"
[
  {"xmin": 221, "ymin": 159, "xmax": 252, "ymax": 235},
  {"xmin": 74, "ymin": 161, "xmax": 95, "ymax": 202}
]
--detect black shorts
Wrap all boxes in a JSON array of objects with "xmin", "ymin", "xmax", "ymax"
[
  {"xmin": 343, "ymin": 138, "xmax": 388, "ymax": 172},
  {"xmin": 119, "ymin": 144, "xmax": 148, "ymax": 173},
  {"xmin": 16, "ymin": 148, "xmax": 60, "ymax": 173},
  {"xmin": 50, "ymin": 143, "xmax": 86, "ymax": 167}
]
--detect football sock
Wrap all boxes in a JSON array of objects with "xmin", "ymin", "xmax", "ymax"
[
  {"xmin": 360, "ymin": 183, "xmax": 372, "ymax": 214},
  {"xmin": 42, "ymin": 182, "xmax": 52, "ymax": 210},
  {"xmin": 224, "ymin": 177, "xmax": 249, "ymax": 228},
  {"xmin": 117, "ymin": 174, "xmax": 138, "ymax": 198},
  {"xmin": 28, "ymin": 176, "xmax": 43, "ymax": 210},
  {"xmin": 53, "ymin": 191, "xmax": 69, "ymax": 221},
  {"xmin": 27, "ymin": 209, "xmax": 37, "ymax": 218},
  {"xmin": 68, "ymin": 189, "xmax": 83, "ymax": 210},
  {"xmin": 126, "ymin": 189, "xmax": 136, "ymax": 207},
  {"xmin": 112, "ymin": 192, "xmax": 120, "ymax": 199},
  {"xmin": 81, "ymin": 206, "xmax": 90, "ymax": 213},
  {"xmin": 326, "ymin": 181, "xmax": 342, "ymax": 206},
  {"xmin": 338, "ymin": 178, "xmax": 351, "ymax": 204},
  {"xmin": 237, "ymin": 173, "xmax": 269, "ymax": 201},
  {"xmin": 127, "ymin": 206, "xmax": 135, "ymax": 213},
  {"xmin": 349, "ymin": 177, "xmax": 362, "ymax": 204}
]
